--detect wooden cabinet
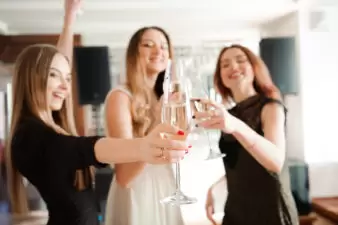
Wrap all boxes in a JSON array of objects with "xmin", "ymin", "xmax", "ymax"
[
  {"xmin": 299, "ymin": 213, "xmax": 317, "ymax": 225},
  {"xmin": 312, "ymin": 197, "xmax": 338, "ymax": 225}
]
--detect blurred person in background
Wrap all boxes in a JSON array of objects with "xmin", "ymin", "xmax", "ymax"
[
  {"xmin": 194, "ymin": 44, "xmax": 299, "ymax": 225},
  {"xmin": 104, "ymin": 27, "xmax": 185, "ymax": 225}
]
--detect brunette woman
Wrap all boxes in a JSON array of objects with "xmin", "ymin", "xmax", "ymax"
[{"xmin": 195, "ymin": 45, "xmax": 299, "ymax": 225}]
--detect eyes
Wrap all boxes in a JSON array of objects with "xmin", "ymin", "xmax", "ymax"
[
  {"xmin": 49, "ymin": 72, "xmax": 72, "ymax": 83},
  {"xmin": 140, "ymin": 40, "xmax": 169, "ymax": 50},
  {"xmin": 221, "ymin": 56, "xmax": 248, "ymax": 68}
]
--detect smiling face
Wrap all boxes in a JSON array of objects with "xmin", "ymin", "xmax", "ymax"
[
  {"xmin": 219, "ymin": 47, "xmax": 255, "ymax": 92},
  {"xmin": 46, "ymin": 53, "xmax": 72, "ymax": 111},
  {"xmin": 138, "ymin": 28, "xmax": 170, "ymax": 77}
]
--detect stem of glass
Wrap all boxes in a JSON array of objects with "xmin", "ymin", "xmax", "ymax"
[
  {"xmin": 204, "ymin": 129, "xmax": 213, "ymax": 154},
  {"xmin": 175, "ymin": 162, "xmax": 181, "ymax": 194}
]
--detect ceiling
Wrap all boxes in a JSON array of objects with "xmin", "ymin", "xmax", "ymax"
[{"xmin": 0, "ymin": 0, "xmax": 300, "ymax": 46}]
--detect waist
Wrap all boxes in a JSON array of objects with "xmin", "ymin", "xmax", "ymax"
[{"xmin": 48, "ymin": 211, "xmax": 99, "ymax": 225}]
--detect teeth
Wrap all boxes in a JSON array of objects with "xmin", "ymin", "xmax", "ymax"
[
  {"xmin": 149, "ymin": 58, "xmax": 162, "ymax": 62},
  {"xmin": 54, "ymin": 93, "xmax": 64, "ymax": 98},
  {"xmin": 230, "ymin": 73, "xmax": 243, "ymax": 78}
]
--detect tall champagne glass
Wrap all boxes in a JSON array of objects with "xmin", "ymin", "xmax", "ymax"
[
  {"xmin": 160, "ymin": 59, "xmax": 197, "ymax": 205},
  {"xmin": 188, "ymin": 72, "xmax": 225, "ymax": 160}
]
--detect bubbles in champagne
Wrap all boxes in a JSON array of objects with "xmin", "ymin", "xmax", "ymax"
[
  {"xmin": 162, "ymin": 103, "xmax": 191, "ymax": 132},
  {"xmin": 190, "ymin": 98, "xmax": 209, "ymax": 114}
]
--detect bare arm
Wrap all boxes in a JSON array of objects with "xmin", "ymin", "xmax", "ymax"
[
  {"xmin": 211, "ymin": 175, "xmax": 226, "ymax": 190},
  {"xmin": 232, "ymin": 103, "xmax": 286, "ymax": 173},
  {"xmin": 56, "ymin": 0, "xmax": 81, "ymax": 65},
  {"xmin": 105, "ymin": 90, "xmax": 146, "ymax": 188},
  {"xmin": 94, "ymin": 137, "xmax": 141, "ymax": 164}
]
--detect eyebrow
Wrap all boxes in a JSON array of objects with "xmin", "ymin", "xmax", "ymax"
[
  {"xmin": 50, "ymin": 67, "xmax": 71, "ymax": 76},
  {"xmin": 221, "ymin": 54, "xmax": 247, "ymax": 62},
  {"xmin": 141, "ymin": 39, "xmax": 168, "ymax": 44}
]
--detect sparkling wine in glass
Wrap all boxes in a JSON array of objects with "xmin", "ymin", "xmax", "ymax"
[
  {"xmin": 160, "ymin": 60, "xmax": 197, "ymax": 206},
  {"xmin": 188, "ymin": 76, "xmax": 225, "ymax": 160}
]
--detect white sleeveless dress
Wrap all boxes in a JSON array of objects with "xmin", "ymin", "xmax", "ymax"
[{"xmin": 104, "ymin": 86, "xmax": 184, "ymax": 225}]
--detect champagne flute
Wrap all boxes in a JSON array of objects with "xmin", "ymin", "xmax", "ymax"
[
  {"xmin": 188, "ymin": 75, "xmax": 225, "ymax": 160},
  {"xmin": 160, "ymin": 59, "xmax": 197, "ymax": 206}
]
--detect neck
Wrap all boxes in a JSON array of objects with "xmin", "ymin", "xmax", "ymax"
[
  {"xmin": 231, "ymin": 85, "xmax": 257, "ymax": 103},
  {"xmin": 146, "ymin": 71, "xmax": 159, "ymax": 88}
]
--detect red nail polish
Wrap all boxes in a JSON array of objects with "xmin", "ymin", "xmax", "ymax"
[
  {"xmin": 177, "ymin": 130, "xmax": 185, "ymax": 135},
  {"xmin": 188, "ymin": 145, "xmax": 192, "ymax": 148}
]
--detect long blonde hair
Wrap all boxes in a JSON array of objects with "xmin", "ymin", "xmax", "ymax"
[
  {"xmin": 5, "ymin": 44, "xmax": 88, "ymax": 214},
  {"xmin": 125, "ymin": 26, "xmax": 174, "ymax": 137}
]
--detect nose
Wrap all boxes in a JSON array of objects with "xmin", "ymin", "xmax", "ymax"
[
  {"xmin": 229, "ymin": 61, "xmax": 239, "ymax": 71},
  {"xmin": 59, "ymin": 76, "xmax": 69, "ymax": 91},
  {"xmin": 152, "ymin": 44, "xmax": 162, "ymax": 55}
]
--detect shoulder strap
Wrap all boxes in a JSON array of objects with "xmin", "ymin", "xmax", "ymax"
[
  {"xmin": 263, "ymin": 98, "xmax": 287, "ymax": 114},
  {"xmin": 262, "ymin": 97, "xmax": 288, "ymax": 127}
]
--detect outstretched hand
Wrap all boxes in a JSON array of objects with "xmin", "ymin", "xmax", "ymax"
[
  {"xmin": 193, "ymin": 99, "xmax": 238, "ymax": 134},
  {"xmin": 139, "ymin": 123, "xmax": 190, "ymax": 164}
]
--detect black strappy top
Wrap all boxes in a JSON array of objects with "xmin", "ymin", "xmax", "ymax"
[{"xmin": 219, "ymin": 94, "xmax": 299, "ymax": 225}]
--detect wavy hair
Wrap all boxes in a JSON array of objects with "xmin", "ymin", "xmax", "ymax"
[
  {"xmin": 214, "ymin": 44, "xmax": 282, "ymax": 102},
  {"xmin": 124, "ymin": 26, "xmax": 174, "ymax": 137}
]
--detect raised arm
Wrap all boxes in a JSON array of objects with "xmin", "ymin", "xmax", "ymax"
[
  {"xmin": 56, "ymin": 0, "xmax": 81, "ymax": 65},
  {"xmin": 105, "ymin": 90, "xmax": 146, "ymax": 188}
]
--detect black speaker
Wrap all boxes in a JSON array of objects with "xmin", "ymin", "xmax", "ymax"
[
  {"xmin": 288, "ymin": 158, "xmax": 311, "ymax": 216},
  {"xmin": 259, "ymin": 37, "xmax": 298, "ymax": 95},
  {"xmin": 74, "ymin": 46, "xmax": 111, "ymax": 105}
]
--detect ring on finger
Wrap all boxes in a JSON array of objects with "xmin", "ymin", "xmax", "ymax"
[
  {"xmin": 158, "ymin": 147, "xmax": 167, "ymax": 160},
  {"xmin": 208, "ymin": 110, "xmax": 217, "ymax": 117}
]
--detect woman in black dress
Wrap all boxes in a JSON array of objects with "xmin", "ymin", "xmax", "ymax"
[
  {"xmin": 4, "ymin": 1, "xmax": 189, "ymax": 225},
  {"xmin": 194, "ymin": 45, "xmax": 299, "ymax": 225}
]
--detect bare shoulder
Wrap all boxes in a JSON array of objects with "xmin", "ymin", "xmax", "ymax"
[
  {"xmin": 105, "ymin": 87, "xmax": 132, "ymax": 109},
  {"xmin": 261, "ymin": 101, "xmax": 285, "ymax": 127},
  {"xmin": 105, "ymin": 88, "xmax": 133, "ymax": 137}
]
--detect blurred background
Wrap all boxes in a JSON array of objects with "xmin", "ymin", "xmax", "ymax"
[{"xmin": 0, "ymin": 0, "xmax": 338, "ymax": 224}]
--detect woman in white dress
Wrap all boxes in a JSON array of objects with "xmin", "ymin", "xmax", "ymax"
[{"xmin": 104, "ymin": 27, "xmax": 185, "ymax": 225}]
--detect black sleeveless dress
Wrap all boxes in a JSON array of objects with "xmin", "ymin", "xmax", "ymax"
[{"xmin": 219, "ymin": 95, "xmax": 299, "ymax": 225}]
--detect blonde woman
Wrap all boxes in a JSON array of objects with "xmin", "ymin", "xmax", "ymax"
[
  {"xmin": 4, "ymin": 4, "xmax": 189, "ymax": 225},
  {"xmin": 104, "ymin": 27, "xmax": 185, "ymax": 225}
]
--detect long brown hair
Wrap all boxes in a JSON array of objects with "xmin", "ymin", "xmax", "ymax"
[
  {"xmin": 214, "ymin": 44, "xmax": 281, "ymax": 102},
  {"xmin": 125, "ymin": 26, "xmax": 174, "ymax": 137},
  {"xmin": 5, "ymin": 44, "xmax": 88, "ymax": 214}
]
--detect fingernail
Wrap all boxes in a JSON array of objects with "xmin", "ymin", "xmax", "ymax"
[
  {"xmin": 177, "ymin": 130, "xmax": 185, "ymax": 135},
  {"xmin": 192, "ymin": 115, "xmax": 196, "ymax": 119},
  {"xmin": 185, "ymin": 150, "xmax": 188, "ymax": 154},
  {"xmin": 188, "ymin": 145, "xmax": 192, "ymax": 148}
]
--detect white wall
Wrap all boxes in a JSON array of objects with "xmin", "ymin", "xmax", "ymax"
[
  {"xmin": 261, "ymin": 11, "xmax": 305, "ymax": 161},
  {"xmin": 261, "ymin": 7, "xmax": 338, "ymax": 197}
]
